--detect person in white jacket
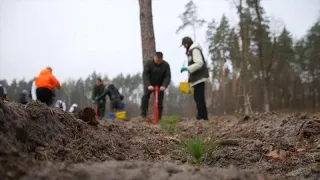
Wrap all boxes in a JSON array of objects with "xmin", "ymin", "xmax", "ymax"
[
  {"xmin": 68, "ymin": 103, "xmax": 79, "ymax": 113},
  {"xmin": 55, "ymin": 100, "xmax": 66, "ymax": 111},
  {"xmin": 180, "ymin": 36, "xmax": 209, "ymax": 120}
]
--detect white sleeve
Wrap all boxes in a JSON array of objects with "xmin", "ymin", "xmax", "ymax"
[
  {"xmin": 3, "ymin": 87, "xmax": 7, "ymax": 94},
  {"xmin": 62, "ymin": 102, "xmax": 66, "ymax": 111},
  {"xmin": 187, "ymin": 49, "xmax": 204, "ymax": 73},
  {"xmin": 31, "ymin": 81, "xmax": 37, "ymax": 100}
]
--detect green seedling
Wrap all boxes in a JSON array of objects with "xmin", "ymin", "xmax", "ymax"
[
  {"xmin": 184, "ymin": 138, "xmax": 205, "ymax": 164},
  {"xmin": 183, "ymin": 137, "xmax": 219, "ymax": 165},
  {"xmin": 159, "ymin": 115, "xmax": 180, "ymax": 134}
]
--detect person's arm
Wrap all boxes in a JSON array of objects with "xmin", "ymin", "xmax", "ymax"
[
  {"xmin": 31, "ymin": 81, "xmax": 37, "ymax": 100},
  {"xmin": 51, "ymin": 75, "xmax": 61, "ymax": 89},
  {"xmin": 143, "ymin": 61, "xmax": 151, "ymax": 87},
  {"xmin": 97, "ymin": 88, "xmax": 109, "ymax": 100},
  {"xmin": 162, "ymin": 63, "xmax": 171, "ymax": 88},
  {"xmin": 188, "ymin": 48, "xmax": 204, "ymax": 74}
]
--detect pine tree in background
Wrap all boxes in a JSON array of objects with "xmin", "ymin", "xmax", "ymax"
[{"xmin": 176, "ymin": 0, "xmax": 206, "ymax": 41}]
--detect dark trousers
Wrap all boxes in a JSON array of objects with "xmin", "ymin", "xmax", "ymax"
[
  {"xmin": 110, "ymin": 98, "xmax": 122, "ymax": 112},
  {"xmin": 140, "ymin": 87, "xmax": 164, "ymax": 119},
  {"xmin": 97, "ymin": 101, "xmax": 106, "ymax": 119},
  {"xmin": 36, "ymin": 87, "xmax": 54, "ymax": 106},
  {"xmin": 193, "ymin": 82, "xmax": 208, "ymax": 120}
]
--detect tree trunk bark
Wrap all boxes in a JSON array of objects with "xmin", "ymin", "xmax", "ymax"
[
  {"xmin": 254, "ymin": 0, "xmax": 270, "ymax": 112},
  {"xmin": 238, "ymin": 0, "xmax": 249, "ymax": 115},
  {"xmin": 139, "ymin": 0, "xmax": 156, "ymax": 116},
  {"xmin": 220, "ymin": 54, "xmax": 226, "ymax": 114},
  {"xmin": 139, "ymin": 0, "xmax": 156, "ymax": 65}
]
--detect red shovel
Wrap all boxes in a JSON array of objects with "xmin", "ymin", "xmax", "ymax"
[{"xmin": 154, "ymin": 86, "xmax": 159, "ymax": 125}]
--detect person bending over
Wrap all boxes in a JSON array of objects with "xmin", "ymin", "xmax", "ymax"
[
  {"xmin": 35, "ymin": 67, "xmax": 61, "ymax": 106},
  {"xmin": 96, "ymin": 82, "xmax": 124, "ymax": 113}
]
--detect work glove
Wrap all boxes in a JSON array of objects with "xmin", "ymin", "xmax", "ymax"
[
  {"xmin": 92, "ymin": 100, "xmax": 96, "ymax": 104},
  {"xmin": 99, "ymin": 99, "xmax": 104, "ymax": 104},
  {"xmin": 180, "ymin": 67, "xmax": 188, "ymax": 73}
]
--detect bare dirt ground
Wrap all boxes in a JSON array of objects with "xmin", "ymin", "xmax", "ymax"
[{"xmin": 0, "ymin": 100, "xmax": 319, "ymax": 180}]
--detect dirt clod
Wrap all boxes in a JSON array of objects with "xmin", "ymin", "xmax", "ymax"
[{"xmin": 78, "ymin": 107, "xmax": 99, "ymax": 126}]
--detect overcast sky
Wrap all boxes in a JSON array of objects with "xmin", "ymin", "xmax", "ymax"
[{"xmin": 0, "ymin": 0, "xmax": 319, "ymax": 86}]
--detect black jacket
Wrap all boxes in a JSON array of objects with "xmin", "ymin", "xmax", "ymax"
[
  {"xmin": 143, "ymin": 60, "xmax": 171, "ymax": 88},
  {"xmin": 97, "ymin": 84, "xmax": 123, "ymax": 101},
  {"xmin": 92, "ymin": 84, "xmax": 105, "ymax": 100},
  {"xmin": 19, "ymin": 93, "xmax": 28, "ymax": 104}
]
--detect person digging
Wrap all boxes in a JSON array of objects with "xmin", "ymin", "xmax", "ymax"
[
  {"xmin": 92, "ymin": 78, "xmax": 106, "ymax": 120},
  {"xmin": 140, "ymin": 51, "xmax": 171, "ymax": 121},
  {"xmin": 95, "ymin": 82, "xmax": 124, "ymax": 116}
]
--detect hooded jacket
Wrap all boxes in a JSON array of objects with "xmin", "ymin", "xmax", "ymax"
[
  {"xmin": 36, "ymin": 69, "xmax": 61, "ymax": 92},
  {"xmin": 19, "ymin": 90, "xmax": 28, "ymax": 104},
  {"xmin": 186, "ymin": 43, "xmax": 209, "ymax": 87},
  {"xmin": 97, "ymin": 84, "xmax": 123, "ymax": 101}
]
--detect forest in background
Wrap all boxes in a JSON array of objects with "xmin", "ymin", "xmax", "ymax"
[{"xmin": 1, "ymin": 0, "xmax": 320, "ymax": 118}]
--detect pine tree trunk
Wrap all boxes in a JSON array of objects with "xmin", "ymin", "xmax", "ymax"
[
  {"xmin": 138, "ymin": 0, "xmax": 156, "ymax": 116},
  {"xmin": 254, "ymin": 0, "xmax": 270, "ymax": 112},
  {"xmin": 238, "ymin": 0, "xmax": 249, "ymax": 115},
  {"xmin": 139, "ymin": 0, "xmax": 156, "ymax": 65},
  {"xmin": 220, "ymin": 54, "xmax": 226, "ymax": 114}
]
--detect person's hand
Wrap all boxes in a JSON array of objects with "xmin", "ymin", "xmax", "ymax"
[
  {"xmin": 180, "ymin": 67, "xmax": 188, "ymax": 73},
  {"xmin": 148, "ymin": 86, "xmax": 154, "ymax": 91},
  {"xmin": 160, "ymin": 86, "xmax": 166, "ymax": 91},
  {"xmin": 95, "ymin": 97, "xmax": 99, "ymax": 101}
]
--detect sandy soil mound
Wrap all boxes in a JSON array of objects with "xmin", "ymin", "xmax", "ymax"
[
  {"xmin": 1, "ymin": 100, "xmax": 319, "ymax": 180},
  {"xmin": 21, "ymin": 161, "xmax": 278, "ymax": 180},
  {"xmin": 175, "ymin": 113, "xmax": 320, "ymax": 179},
  {"xmin": 0, "ymin": 101, "xmax": 174, "ymax": 180}
]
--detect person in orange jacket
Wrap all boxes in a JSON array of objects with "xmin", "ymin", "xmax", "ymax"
[{"xmin": 35, "ymin": 67, "xmax": 61, "ymax": 106}]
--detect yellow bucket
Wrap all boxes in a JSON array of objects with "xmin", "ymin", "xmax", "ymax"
[
  {"xmin": 180, "ymin": 82, "xmax": 194, "ymax": 96},
  {"xmin": 116, "ymin": 111, "xmax": 126, "ymax": 120}
]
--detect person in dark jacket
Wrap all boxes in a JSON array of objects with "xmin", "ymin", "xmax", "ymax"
[
  {"xmin": 92, "ymin": 78, "xmax": 106, "ymax": 119},
  {"xmin": 180, "ymin": 36, "xmax": 209, "ymax": 120},
  {"xmin": 19, "ymin": 90, "xmax": 28, "ymax": 104},
  {"xmin": 0, "ymin": 83, "xmax": 8, "ymax": 100},
  {"xmin": 96, "ymin": 82, "xmax": 124, "ymax": 113},
  {"xmin": 141, "ymin": 51, "xmax": 171, "ymax": 120}
]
